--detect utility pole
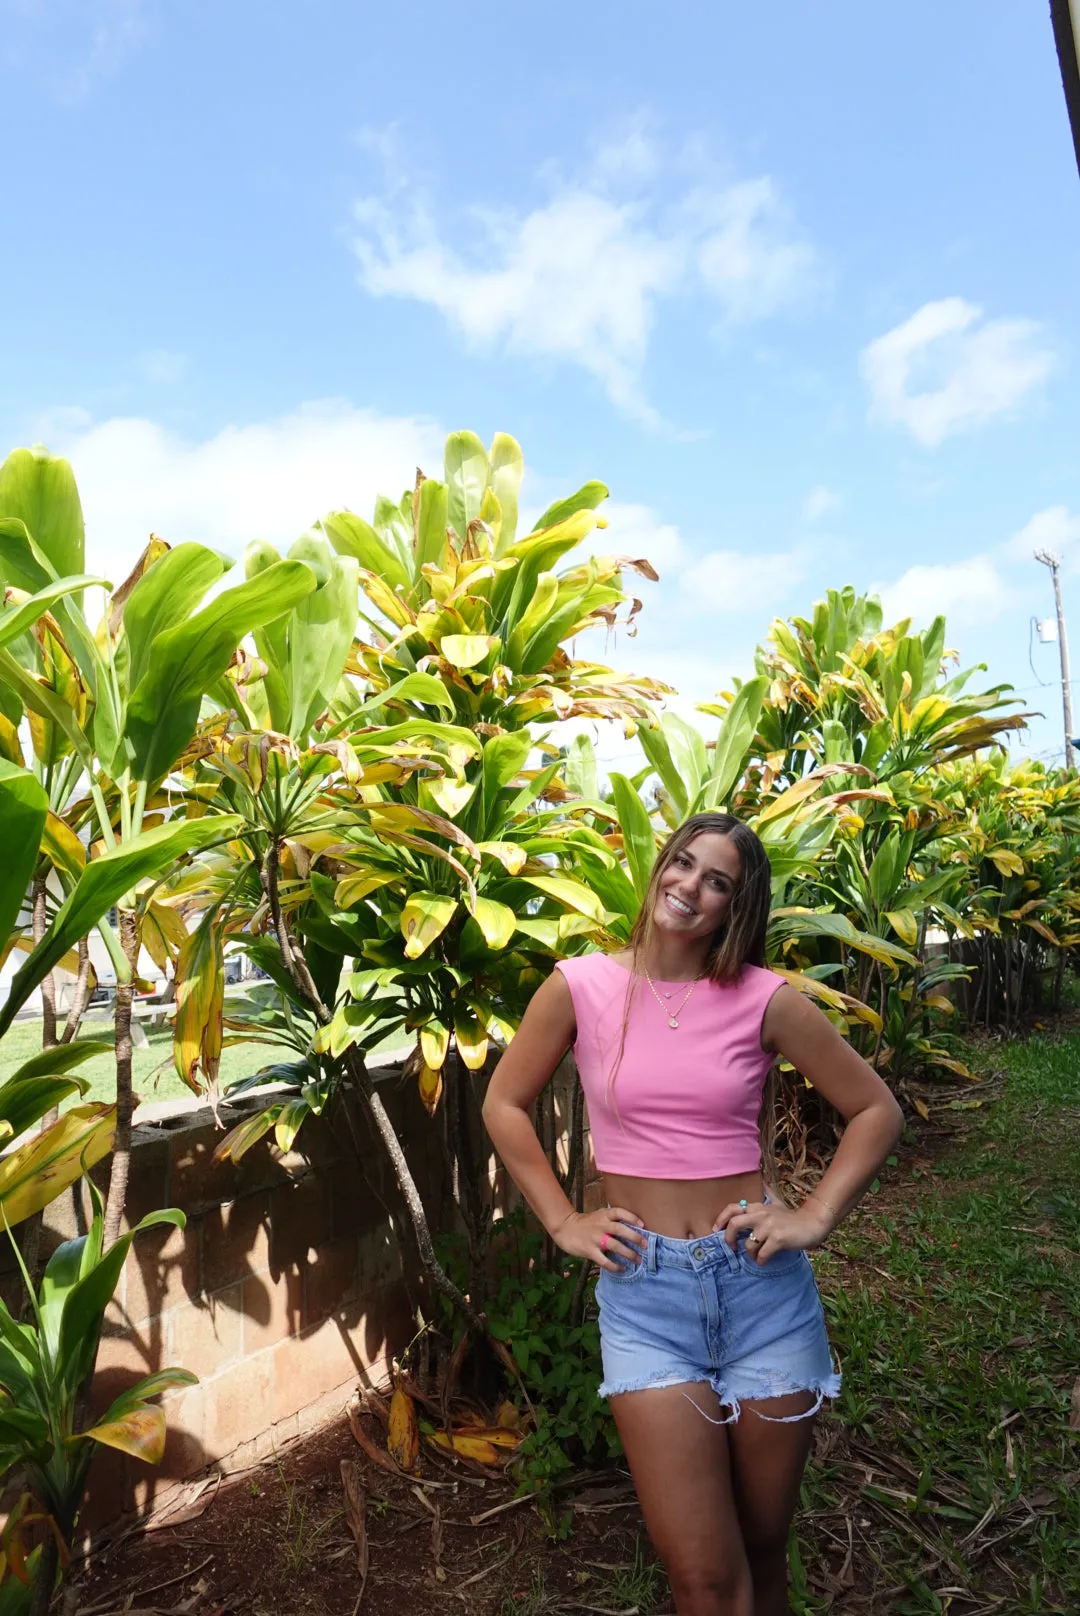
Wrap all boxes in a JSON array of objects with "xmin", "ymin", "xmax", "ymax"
[{"xmin": 1035, "ymin": 549, "xmax": 1075, "ymax": 768}]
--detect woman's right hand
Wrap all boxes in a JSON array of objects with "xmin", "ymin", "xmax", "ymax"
[{"xmin": 553, "ymin": 1206, "xmax": 647, "ymax": 1272}]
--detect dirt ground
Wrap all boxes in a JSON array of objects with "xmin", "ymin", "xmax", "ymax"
[{"xmin": 65, "ymin": 1026, "xmax": 1080, "ymax": 1616}]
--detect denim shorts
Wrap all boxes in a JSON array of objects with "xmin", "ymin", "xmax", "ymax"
[{"xmin": 596, "ymin": 1225, "xmax": 841, "ymax": 1422}]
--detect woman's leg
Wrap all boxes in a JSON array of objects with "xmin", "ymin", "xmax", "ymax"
[
  {"xmin": 610, "ymin": 1383, "xmax": 754, "ymax": 1616},
  {"xmin": 726, "ymin": 1393, "xmax": 817, "ymax": 1616}
]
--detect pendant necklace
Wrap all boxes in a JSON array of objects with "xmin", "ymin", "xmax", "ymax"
[{"xmin": 643, "ymin": 970, "xmax": 698, "ymax": 1030}]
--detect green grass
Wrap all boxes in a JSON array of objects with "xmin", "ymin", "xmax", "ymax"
[
  {"xmin": 0, "ymin": 1017, "xmax": 283, "ymax": 1111},
  {"xmin": 798, "ymin": 1025, "xmax": 1080, "ymax": 1614}
]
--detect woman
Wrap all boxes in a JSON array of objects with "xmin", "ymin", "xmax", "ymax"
[{"xmin": 483, "ymin": 812, "xmax": 903, "ymax": 1616}]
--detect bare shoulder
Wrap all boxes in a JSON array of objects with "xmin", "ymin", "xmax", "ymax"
[{"xmin": 761, "ymin": 980, "xmax": 830, "ymax": 1051}]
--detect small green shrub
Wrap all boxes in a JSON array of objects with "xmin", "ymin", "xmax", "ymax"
[{"xmin": 437, "ymin": 1210, "xmax": 619, "ymax": 1534}]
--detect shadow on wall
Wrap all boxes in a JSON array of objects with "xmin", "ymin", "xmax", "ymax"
[{"xmin": 1, "ymin": 1063, "xmax": 447, "ymax": 1536}]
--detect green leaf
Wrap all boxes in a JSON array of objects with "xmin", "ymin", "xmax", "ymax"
[
  {"xmin": 415, "ymin": 478, "xmax": 449, "ymax": 574},
  {"xmin": 0, "ymin": 647, "xmax": 94, "ymax": 770},
  {"xmin": 352, "ymin": 672, "xmax": 455, "ymax": 718},
  {"xmin": 481, "ymin": 731, "xmax": 533, "ymax": 836},
  {"xmin": 489, "ymin": 433, "xmax": 524, "ymax": 553},
  {"xmin": 445, "ymin": 430, "xmax": 490, "ymax": 542},
  {"xmin": 121, "ymin": 542, "xmax": 230, "ymax": 692},
  {"xmin": 609, "ymin": 773, "xmax": 657, "ymax": 901},
  {"xmin": 0, "ymin": 1071, "xmax": 98, "ymax": 1140},
  {"xmin": 318, "ymin": 509, "xmax": 411, "ymax": 595},
  {"xmin": 467, "ymin": 896, "xmax": 516, "ymax": 950},
  {"xmin": 0, "ymin": 759, "xmax": 47, "ymax": 950},
  {"xmin": 124, "ymin": 561, "xmax": 316, "ymax": 779},
  {"xmin": 0, "ymin": 574, "xmax": 103, "ymax": 653},
  {"xmin": 5, "ymin": 1040, "xmax": 108, "ymax": 1086},
  {"xmin": 0, "ymin": 816, "xmax": 241, "ymax": 1036},
  {"xmin": 532, "ymin": 481, "xmax": 608, "ymax": 533},
  {"xmin": 284, "ymin": 536, "xmax": 360, "ymax": 736},
  {"xmin": 638, "ymin": 718, "xmax": 689, "ymax": 820},
  {"xmin": 0, "ymin": 1104, "xmax": 115, "ymax": 1227},
  {"xmin": 700, "ymin": 675, "xmax": 767, "ymax": 811},
  {"xmin": 0, "ymin": 445, "xmax": 85, "ymax": 577}
]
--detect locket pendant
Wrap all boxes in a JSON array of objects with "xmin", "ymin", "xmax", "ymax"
[{"xmin": 669, "ymin": 1016, "xmax": 679, "ymax": 1029}]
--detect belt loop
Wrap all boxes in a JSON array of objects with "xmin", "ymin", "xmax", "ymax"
[
  {"xmin": 647, "ymin": 1232, "xmax": 659, "ymax": 1274},
  {"xmin": 721, "ymin": 1233, "xmax": 740, "ymax": 1274}
]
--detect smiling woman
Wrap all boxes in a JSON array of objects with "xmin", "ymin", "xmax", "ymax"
[{"xmin": 483, "ymin": 810, "xmax": 903, "ymax": 1616}]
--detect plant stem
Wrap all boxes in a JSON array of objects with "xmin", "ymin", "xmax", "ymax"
[
  {"xmin": 102, "ymin": 908, "xmax": 138, "ymax": 1247},
  {"xmin": 60, "ymin": 937, "xmax": 93, "ymax": 1045}
]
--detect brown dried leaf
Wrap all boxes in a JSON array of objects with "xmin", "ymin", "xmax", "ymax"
[
  {"xmin": 346, "ymin": 1398, "xmax": 406, "ymax": 1478},
  {"xmin": 340, "ymin": 1459, "xmax": 369, "ymax": 1593},
  {"xmin": 427, "ymin": 1430, "xmax": 501, "ymax": 1464}
]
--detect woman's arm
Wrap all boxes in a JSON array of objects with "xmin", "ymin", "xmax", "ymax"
[
  {"xmin": 482, "ymin": 971, "xmax": 646, "ymax": 1271},
  {"xmin": 715, "ymin": 984, "xmax": 904, "ymax": 1263}
]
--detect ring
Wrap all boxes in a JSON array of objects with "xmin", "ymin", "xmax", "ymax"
[
  {"xmin": 747, "ymin": 1231, "xmax": 759, "ymax": 1244},
  {"xmin": 739, "ymin": 1199, "xmax": 748, "ymax": 1210},
  {"xmin": 600, "ymin": 1234, "xmax": 608, "ymax": 1252}
]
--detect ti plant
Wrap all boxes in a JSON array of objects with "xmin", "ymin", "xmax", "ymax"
[
  {"xmin": 0, "ymin": 1180, "xmax": 194, "ymax": 1614},
  {"xmin": 162, "ymin": 430, "xmax": 669, "ymax": 1311}
]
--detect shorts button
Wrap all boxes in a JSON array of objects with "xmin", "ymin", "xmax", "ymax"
[{"xmin": 692, "ymin": 1246, "xmax": 706, "ymax": 1260}]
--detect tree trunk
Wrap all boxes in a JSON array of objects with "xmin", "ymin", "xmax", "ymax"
[
  {"xmin": 31, "ymin": 1532, "xmax": 59, "ymax": 1616},
  {"xmin": 33, "ymin": 873, "xmax": 58, "ymax": 1052},
  {"xmin": 102, "ymin": 908, "xmax": 139, "ymax": 1247},
  {"xmin": 60, "ymin": 936, "xmax": 93, "ymax": 1044}
]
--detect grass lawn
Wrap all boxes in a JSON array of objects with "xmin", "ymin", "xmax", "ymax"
[
  {"xmin": 0, "ymin": 1017, "xmax": 286, "ymax": 1111},
  {"xmin": 799, "ymin": 1023, "xmax": 1080, "ymax": 1614}
]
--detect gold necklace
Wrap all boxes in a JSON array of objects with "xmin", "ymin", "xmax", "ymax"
[{"xmin": 643, "ymin": 970, "xmax": 698, "ymax": 1030}]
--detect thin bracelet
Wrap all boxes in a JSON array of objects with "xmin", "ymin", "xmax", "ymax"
[{"xmin": 806, "ymin": 1189, "xmax": 841, "ymax": 1220}]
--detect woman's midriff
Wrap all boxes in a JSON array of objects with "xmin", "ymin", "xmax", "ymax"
[{"xmin": 603, "ymin": 1170, "xmax": 765, "ymax": 1240}]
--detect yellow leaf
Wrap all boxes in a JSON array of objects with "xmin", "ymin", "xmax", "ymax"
[
  {"xmin": 420, "ymin": 1020, "xmax": 450, "ymax": 1070},
  {"xmin": 454, "ymin": 1007, "xmax": 489, "ymax": 1072},
  {"xmin": 427, "ymin": 1430, "xmax": 501, "ymax": 1464},
  {"xmin": 335, "ymin": 871, "xmax": 399, "ymax": 908},
  {"xmin": 0, "ymin": 1104, "xmax": 115, "ymax": 1226},
  {"xmin": 495, "ymin": 1400, "xmax": 524, "ymax": 1433},
  {"xmin": 85, "ymin": 1405, "xmax": 167, "ymax": 1464},
  {"xmin": 439, "ymin": 634, "xmax": 498, "ymax": 669},
  {"xmin": 467, "ymin": 896, "xmax": 516, "ymax": 950},
  {"xmin": 173, "ymin": 922, "xmax": 224, "ymax": 1092},
  {"xmin": 41, "ymin": 811, "xmax": 86, "ymax": 879},
  {"xmin": 922, "ymin": 993, "xmax": 954, "ymax": 1014},
  {"xmin": 1024, "ymin": 918, "xmax": 1060, "ymax": 945},
  {"xmin": 0, "ymin": 712, "xmax": 23, "ymax": 764},
  {"xmin": 477, "ymin": 840, "xmax": 527, "ymax": 874},
  {"xmin": 912, "ymin": 1097, "xmax": 930, "ymax": 1121},
  {"xmin": 387, "ymin": 1384, "xmax": 419, "ymax": 1473},
  {"xmin": 884, "ymin": 909, "xmax": 918, "ymax": 946},
  {"xmin": 418, "ymin": 1063, "xmax": 443, "ymax": 1116},
  {"xmin": 400, "ymin": 894, "xmax": 457, "ymax": 959},
  {"xmin": 989, "ymin": 849, "xmax": 1024, "ymax": 877},
  {"xmin": 425, "ymin": 776, "xmax": 477, "ymax": 819},
  {"xmin": 522, "ymin": 874, "xmax": 605, "ymax": 921}
]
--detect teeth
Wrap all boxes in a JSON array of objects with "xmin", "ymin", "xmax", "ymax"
[{"xmin": 666, "ymin": 894, "xmax": 695, "ymax": 916}]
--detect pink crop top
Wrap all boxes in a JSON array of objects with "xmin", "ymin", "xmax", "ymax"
[{"xmin": 553, "ymin": 952, "xmax": 785, "ymax": 1179}]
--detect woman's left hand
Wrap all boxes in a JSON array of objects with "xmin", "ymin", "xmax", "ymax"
[{"xmin": 712, "ymin": 1199, "xmax": 832, "ymax": 1265}]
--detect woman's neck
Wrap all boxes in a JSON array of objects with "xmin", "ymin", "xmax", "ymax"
[{"xmin": 636, "ymin": 934, "xmax": 710, "ymax": 982}]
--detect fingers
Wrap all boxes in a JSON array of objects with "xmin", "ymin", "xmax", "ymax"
[{"xmin": 607, "ymin": 1208, "xmax": 647, "ymax": 1247}]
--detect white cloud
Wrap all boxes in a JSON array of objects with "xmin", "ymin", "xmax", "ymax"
[
  {"xmin": 45, "ymin": 400, "xmax": 443, "ymax": 584},
  {"xmin": 9, "ymin": 0, "xmax": 150, "ymax": 102},
  {"xmin": 587, "ymin": 501, "xmax": 687, "ymax": 578},
  {"xmin": 861, "ymin": 297, "xmax": 1054, "ymax": 448},
  {"xmin": 803, "ymin": 485, "xmax": 840, "ymax": 523},
  {"xmin": 679, "ymin": 546, "xmax": 808, "ymax": 614},
  {"xmin": 1003, "ymin": 505, "xmax": 1080, "ymax": 564},
  {"xmin": 874, "ymin": 555, "xmax": 1010, "ymax": 631},
  {"xmin": 351, "ymin": 138, "xmax": 816, "ymax": 424}
]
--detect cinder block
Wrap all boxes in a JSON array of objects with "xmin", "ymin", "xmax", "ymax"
[
  {"xmin": 268, "ymin": 1173, "xmax": 331, "ymax": 1270},
  {"xmin": 169, "ymin": 1285, "xmax": 244, "ymax": 1378},
  {"xmin": 239, "ymin": 1265, "xmax": 303, "ymax": 1356},
  {"xmin": 302, "ymin": 1238, "xmax": 360, "ymax": 1328},
  {"xmin": 201, "ymin": 1192, "xmax": 270, "ymax": 1293},
  {"xmin": 123, "ymin": 1219, "xmax": 201, "ymax": 1328}
]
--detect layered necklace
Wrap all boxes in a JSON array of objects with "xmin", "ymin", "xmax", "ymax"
[{"xmin": 643, "ymin": 969, "xmax": 700, "ymax": 1030}]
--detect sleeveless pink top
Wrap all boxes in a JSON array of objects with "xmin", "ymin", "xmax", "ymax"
[{"xmin": 554, "ymin": 953, "xmax": 785, "ymax": 1178}]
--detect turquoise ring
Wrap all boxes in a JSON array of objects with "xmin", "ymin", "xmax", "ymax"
[{"xmin": 739, "ymin": 1198, "xmax": 748, "ymax": 1210}]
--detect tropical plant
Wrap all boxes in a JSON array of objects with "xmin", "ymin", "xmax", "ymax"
[
  {"xmin": 0, "ymin": 445, "xmax": 310, "ymax": 1241},
  {"xmin": 0, "ymin": 1178, "xmax": 194, "ymax": 1613}
]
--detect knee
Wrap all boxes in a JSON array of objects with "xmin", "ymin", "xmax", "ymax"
[
  {"xmin": 668, "ymin": 1561, "xmax": 753, "ymax": 1616},
  {"xmin": 743, "ymin": 1528, "xmax": 790, "ymax": 1582}
]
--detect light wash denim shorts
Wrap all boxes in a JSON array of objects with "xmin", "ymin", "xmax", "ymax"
[{"xmin": 596, "ymin": 1225, "xmax": 841, "ymax": 1422}]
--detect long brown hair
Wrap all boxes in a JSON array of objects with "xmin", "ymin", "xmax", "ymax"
[{"xmin": 608, "ymin": 813, "xmax": 773, "ymax": 1088}]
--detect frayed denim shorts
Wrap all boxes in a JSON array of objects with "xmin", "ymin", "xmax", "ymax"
[{"xmin": 596, "ymin": 1226, "xmax": 840, "ymax": 1423}]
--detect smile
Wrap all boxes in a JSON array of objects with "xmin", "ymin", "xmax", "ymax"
[{"xmin": 664, "ymin": 892, "xmax": 696, "ymax": 918}]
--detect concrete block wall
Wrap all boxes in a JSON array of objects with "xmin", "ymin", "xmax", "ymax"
[{"xmin": 0, "ymin": 1068, "xmax": 445, "ymax": 1532}]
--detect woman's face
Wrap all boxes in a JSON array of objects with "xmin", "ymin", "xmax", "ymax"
[{"xmin": 652, "ymin": 831, "xmax": 742, "ymax": 947}]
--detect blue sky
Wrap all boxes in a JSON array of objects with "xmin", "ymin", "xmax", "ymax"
[{"xmin": 5, "ymin": 0, "xmax": 1080, "ymax": 763}]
